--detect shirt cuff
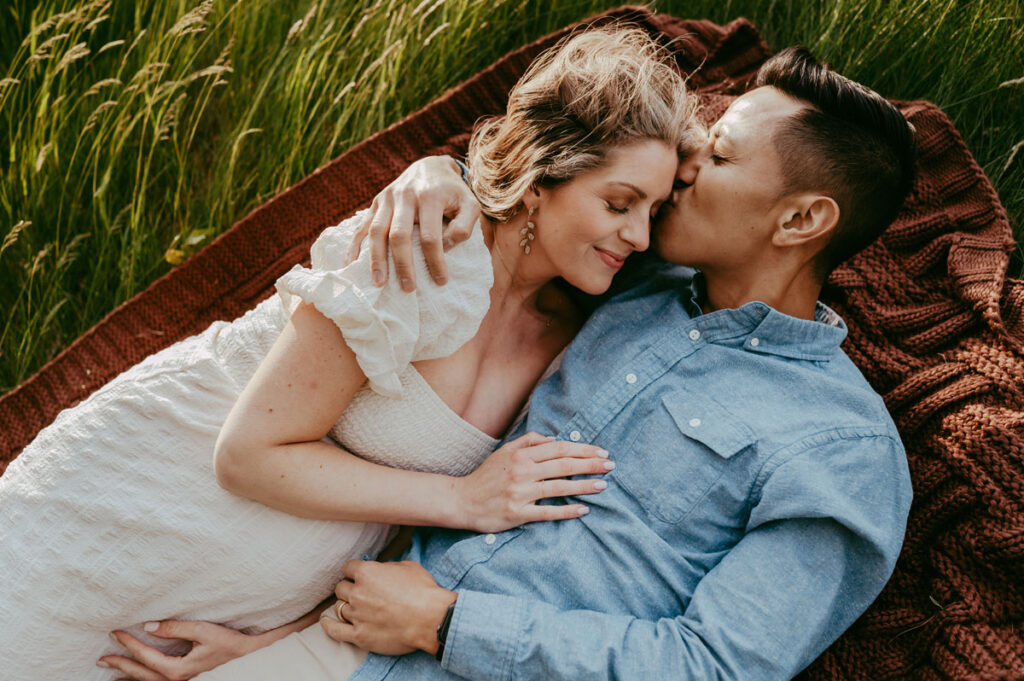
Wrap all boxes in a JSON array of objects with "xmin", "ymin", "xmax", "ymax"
[{"xmin": 442, "ymin": 590, "xmax": 527, "ymax": 681}]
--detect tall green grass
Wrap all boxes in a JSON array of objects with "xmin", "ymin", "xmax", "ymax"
[{"xmin": 1, "ymin": 0, "xmax": 1022, "ymax": 393}]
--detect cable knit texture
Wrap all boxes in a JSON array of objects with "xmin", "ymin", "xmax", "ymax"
[{"xmin": 2, "ymin": 6, "xmax": 1022, "ymax": 680}]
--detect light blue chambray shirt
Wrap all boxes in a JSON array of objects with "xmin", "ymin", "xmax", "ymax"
[{"xmin": 350, "ymin": 268, "xmax": 912, "ymax": 681}]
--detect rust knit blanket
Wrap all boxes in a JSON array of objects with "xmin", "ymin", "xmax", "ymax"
[{"xmin": 1, "ymin": 6, "xmax": 1022, "ymax": 680}]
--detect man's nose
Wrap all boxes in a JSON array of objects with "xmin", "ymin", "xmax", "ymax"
[{"xmin": 676, "ymin": 148, "xmax": 703, "ymax": 186}]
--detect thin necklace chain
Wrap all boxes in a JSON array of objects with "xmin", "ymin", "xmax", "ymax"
[{"xmin": 491, "ymin": 233, "xmax": 555, "ymax": 329}]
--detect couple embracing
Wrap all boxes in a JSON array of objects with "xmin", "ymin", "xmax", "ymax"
[{"xmin": 0, "ymin": 25, "xmax": 916, "ymax": 681}]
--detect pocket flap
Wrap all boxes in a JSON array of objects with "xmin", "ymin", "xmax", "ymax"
[{"xmin": 661, "ymin": 392, "xmax": 756, "ymax": 459}]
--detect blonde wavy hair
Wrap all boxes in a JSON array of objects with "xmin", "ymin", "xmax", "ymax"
[{"xmin": 467, "ymin": 26, "xmax": 700, "ymax": 222}]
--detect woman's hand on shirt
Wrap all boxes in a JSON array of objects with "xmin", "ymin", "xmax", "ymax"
[
  {"xmin": 345, "ymin": 155, "xmax": 480, "ymax": 291},
  {"xmin": 453, "ymin": 431, "xmax": 614, "ymax": 533},
  {"xmin": 99, "ymin": 621, "xmax": 262, "ymax": 681}
]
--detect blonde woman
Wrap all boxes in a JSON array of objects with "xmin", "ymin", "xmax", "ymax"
[{"xmin": 0, "ymin": 27, "xmax": 699, "ymax": 681}]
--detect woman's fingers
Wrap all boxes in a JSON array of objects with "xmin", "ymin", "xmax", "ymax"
[
  {"xmin": 97, "ymin": 654, "xmax": 169, "ymax": 681},
  {"xmin": 108, "ymin": 632, "xmax": 179, "ymax": 675},
  {"xmin": 523, "ymin": 439, "xmax": 609, "ymax": 463},
  {"xmin": 524, "ymin": 502, "xmax": 592, "ymax": 523},
  {"xmin": 139, "ymin": 619, "xmax": 203, "ymax": 641},
  {"xmin": 533, "ymin": 455, "xmax": 615, "ymax": 482},
  {"xmin": 320, "ymin": 612, "xmax": 356, "ymax": 643},
  {"xmin": 535, "ymin": 477, "xmax": 609, "ymax": 500}
]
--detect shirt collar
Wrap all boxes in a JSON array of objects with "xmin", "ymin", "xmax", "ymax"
[{"xmin": 684, "ymin": 272, "xmax": 848, "ymax": 361}]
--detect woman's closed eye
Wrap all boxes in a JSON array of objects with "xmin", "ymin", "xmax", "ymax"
[
  {"xmin": 710, "ymin": 151, "xmax": 732, "ymax": 165},
  {"xmin": 606, "ymin": 201, "xmax": 630, "ymax": 214}
]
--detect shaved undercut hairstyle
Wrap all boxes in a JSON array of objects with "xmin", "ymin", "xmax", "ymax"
[{"xmin": 756, "ymin": 47, "xmax": 918, "ymax": 279}]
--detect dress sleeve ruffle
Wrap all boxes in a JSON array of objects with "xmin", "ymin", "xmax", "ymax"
[{"xmin": 274, "ymin": 210, "xmax": 493, "ymax": 398}]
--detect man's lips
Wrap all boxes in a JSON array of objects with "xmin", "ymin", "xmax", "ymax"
[{"xmin": 595, "ymin": 248, "xmax": 627, "ymax": 269}]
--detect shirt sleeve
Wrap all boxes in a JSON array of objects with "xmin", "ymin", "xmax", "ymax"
[
  {"xmin": 440, "ymin": 434, "xmax": 911, "ymax": 681},
  {"xmin": 274, "ymin": 211, "xmax": 493, "ymax": 398}
]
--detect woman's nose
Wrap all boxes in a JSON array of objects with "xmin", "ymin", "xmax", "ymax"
[{"xmin": 622, "ymin": 213, "xmax": 650, "ymax": 252}]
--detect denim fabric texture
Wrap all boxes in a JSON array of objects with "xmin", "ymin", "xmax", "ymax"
[{"xmin": 351, "ymin": 268, "xmax": 913, "ymax": 681}]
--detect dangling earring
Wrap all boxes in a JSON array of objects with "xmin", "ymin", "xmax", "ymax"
[{"xmin": 520, "ymin": 205, "xmax": 536, "ymax": 254}]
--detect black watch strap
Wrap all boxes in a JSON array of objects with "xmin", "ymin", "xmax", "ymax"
[
  {"xmin": 435, "ymin": 600, "xmax": 457, "ymax": 661},
  {"xmin": 453, "ymin": 158, "xmax": 471, "ymax": 185}
]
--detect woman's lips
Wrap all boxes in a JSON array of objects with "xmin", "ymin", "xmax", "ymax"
[{"xmin": 595, "ymin": 248, "xmax": 626, "ymax": 269}]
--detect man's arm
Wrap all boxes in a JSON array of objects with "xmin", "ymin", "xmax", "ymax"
[
  {"xmin": 346, "ymin": 156, "xmax": 479, "ymax": 291},
  {"xmin": 325, "ymin": 435, "xmax": 911, "ymax": 680}
]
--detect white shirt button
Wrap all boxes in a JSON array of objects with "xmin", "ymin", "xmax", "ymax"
[
  {"xmin": 689, "ymin": 329, "xmax": 701, "ymax": 341},
  {"xmin": 689, "ymin": 418, "xmax": 702, "ymax": 428},
  {"xmin": 484, "ymin": 534, "xmax": 496, "ymax": 545},
  {"xmin": 625, "ymin": 373, "xmax": 637, "ymax": 384},
  {"xmin": 750, "ymin": 337, "xmax": 760, "ymax": 347},
  {"xmin": 569, "ymin": 430, "xmax": 582, "ymax": 442}
]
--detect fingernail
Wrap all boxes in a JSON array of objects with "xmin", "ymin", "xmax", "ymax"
[
  {"xmin": 96, "ymin": 660, "xmax": 111, "ymax": 668},
  {"xmin": 401, "ymin": 277, "xmax": 413, "ymax": 291},
  {"xmin": 435, "ymin": 275, "xmax": 447, "ymax": 285},
  {"xmin": 596, "ymin": 449, "xmax": 609, "ymax": 458},
  {"xmin": 443, "ymin": 238, "xmax": 454, "ymax": 250},
  {"xmin": 577, "ymin": 506, "xmax": 590, "ymax": 516},
  {"xmin": 144, "ymin": 621, "xmax": 159, "ymax": 632},
  {"xmin": 603, "ymin": 461, "xmax": 616, "ymax": 470},
  {"xmin": 593, "ymin": 480, "xmax": 608, "ymax": 490},
  {"xmin": 109, "ymin": 632, "xmax": 120, "ymax": 645},
  {"xmin": 373, "ymin": 270, "xmax": 384, "ymax": 286}
]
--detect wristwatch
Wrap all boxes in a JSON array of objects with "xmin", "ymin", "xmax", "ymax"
[
  {"xmin": 453, "ymin": 158, "xmax": 471, "ymax": 185},
  {"xmin": 435, "ymin": 599, "xmax": 457, "ymax": 661}
]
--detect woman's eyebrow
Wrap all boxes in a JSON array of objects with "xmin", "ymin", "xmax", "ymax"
[{"xmin": 606, "ymin": 181, "xmax": 647, "ymax": 199}]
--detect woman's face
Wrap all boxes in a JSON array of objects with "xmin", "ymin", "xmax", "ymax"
[{"xmin": 534, "ymin": 138, "xmax": 678, "ymax": 295}]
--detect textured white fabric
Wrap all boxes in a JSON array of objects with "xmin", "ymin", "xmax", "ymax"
[
  {"xmin": 0, "ymin": 214, "xmax": 495, "ymax": 681},
  {"xmin": 276, "ymin": 211, "xmax": 493, "ymax": 398}
]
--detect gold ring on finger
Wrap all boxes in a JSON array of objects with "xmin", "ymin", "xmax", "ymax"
[{"xmin": 336, "ymin": 600, "xmax": 352, "ymax": 624}]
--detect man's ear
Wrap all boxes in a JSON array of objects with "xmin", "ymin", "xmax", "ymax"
[{"xmin": 772, "ymin": 194, "xmax": 839, "ymax": 247}]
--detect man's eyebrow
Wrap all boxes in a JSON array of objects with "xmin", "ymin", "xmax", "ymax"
[{"xmin": 607, "ymin": 181, "xmax": 647, "ymax": 199}]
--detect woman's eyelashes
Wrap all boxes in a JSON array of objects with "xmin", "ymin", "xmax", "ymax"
[{"xmin": 606, "ymin": 200, "xmax": 630, "ymax": 214}]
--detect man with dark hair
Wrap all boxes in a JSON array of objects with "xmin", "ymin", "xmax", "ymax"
[{"xmin": 198, "ymin": 48, "xmax": 918, "ymax": 680}]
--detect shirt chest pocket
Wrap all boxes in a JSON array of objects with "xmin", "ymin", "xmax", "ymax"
[{"xmin": 614, "ymin": 392, "xmax": 756, "ymax": 523}]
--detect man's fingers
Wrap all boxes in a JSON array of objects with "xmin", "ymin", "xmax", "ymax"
[
  {"xmin": 366, "ymin": 195, "xmax": 395, "ymax": 286},
  {"xmin": 389, "ymin": 198, "xmax": 417, "ymax": 292},
  {"xmin": 442, "ymin": 196, "xmax": 480, "ymax": 251},
  {"xmin": 98, "ymin": 654, "xmax": 169, "ymax": 681},
  {"xmin": 525, "ymin": 441, "xmax": 609, "ymax": 463},
  {"xmin": 345, "ymin": 208, "xmax": 374, "ymax": 265},
  {"xmin": 320, "ymin": 615, "xmax": 357, "ymax": 644},
  {"xmin": 534, "ymin": 456, "xmax": 615, "ymax": 482},
  {"xmin": 108, "ymin": 632, "xmax": 178, "ymax": 676},
  {"xmin": 416, "ymin": 197, "xmax": 449, "ymax": 285},
  {"xmin": 335, "ymin": 579, "xmax": 354, "ymax": 602}
]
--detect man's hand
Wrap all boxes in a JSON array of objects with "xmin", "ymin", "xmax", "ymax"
[
  {"xmin": 346, "ymin": 156, "xmax": 480, "ymax": 291},
  {"xmin": 321, "ymin": 560, "xmax": 456, "ymax": 656}
]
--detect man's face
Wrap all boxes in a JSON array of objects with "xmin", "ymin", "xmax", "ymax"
[{"xmin": 654, "ymin": 86, "xmax": 808, "ymax": 273}]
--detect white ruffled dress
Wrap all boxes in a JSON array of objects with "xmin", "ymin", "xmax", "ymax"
[{"xmin": 0, "ymin": 213, "xmax": 495, "ymax": 681}]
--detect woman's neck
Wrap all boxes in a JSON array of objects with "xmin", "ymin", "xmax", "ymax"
[{"xmin": 480, "ymin": 215, "xmax": 559, "ymax": 320}]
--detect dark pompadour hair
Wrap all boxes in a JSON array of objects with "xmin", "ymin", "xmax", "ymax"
[{"xmin": 755, "ymin": 47, "xmax": 918, "ymax": 278}]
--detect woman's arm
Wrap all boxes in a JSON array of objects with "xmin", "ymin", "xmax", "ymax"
[
  {"xmin": 101, "ymin": 598, "xmax": 332, "ymax": 680},
  {"xmin": 215, "ymin": 302, "xmax": 613, "ymax": 530},
  {"xmin": 215, "ymin": 301, "xmax": 464, "ymax": 526}
]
